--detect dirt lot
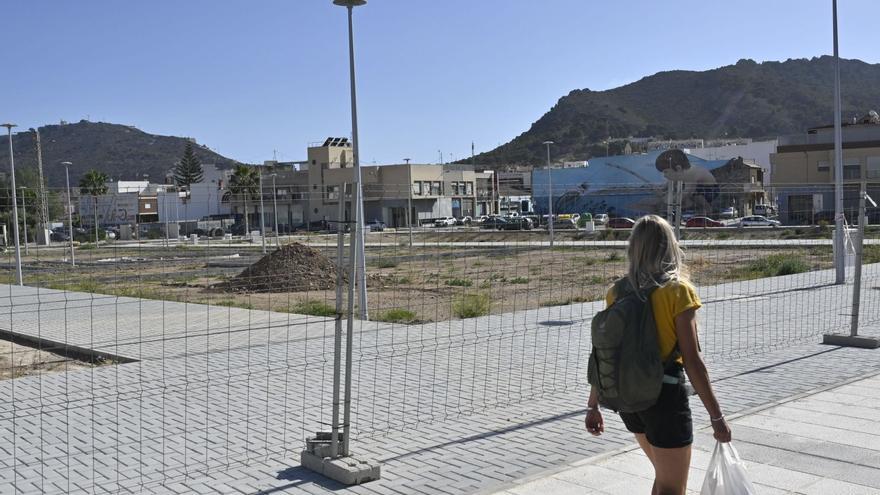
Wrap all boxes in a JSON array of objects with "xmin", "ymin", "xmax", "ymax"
[
  {"xmin": 0, "ymin": 339, "xmax": 92, "ymax": 380},
  {"xmin": 0, "ymin": 237, "xmax": 837, "ymax": 324}
]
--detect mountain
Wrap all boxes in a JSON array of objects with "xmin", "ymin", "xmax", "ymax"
[
  {"xmin": 0, "ymin": 121, "xmax": 241, "ymax": 188},
  {"xmin": 475, "ymin": 56, "xmax": 880, "ymax": 166}
]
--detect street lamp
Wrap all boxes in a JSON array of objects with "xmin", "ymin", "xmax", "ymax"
[
  {"xmin": 335, "ymin": 0, "xmax": 368, "ymax": 320},
  {"xmin": 19, "ymin": 187, "xmax": 28, "ymax": 256},
  {"xmin": 832, "ymin": 0, "xmax": 845, "ymax": 284},
  {"xmin": 3, "ymin": 123, "xmax": 23, "ymax": 285},
  {"xmin": 61, "ymin": 162, "xmax": 76, "ymax": 266},
  {"xmin": 543, "ymin": 140, "xmax": 555, "ymax": 248}
]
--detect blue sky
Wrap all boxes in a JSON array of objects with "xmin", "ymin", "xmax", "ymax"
[{"xmin": 2, "ymin": 1, "xmax": 879, "ymax": 165}]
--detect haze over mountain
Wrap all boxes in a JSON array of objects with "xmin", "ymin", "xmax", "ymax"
[
  {"xmin": 0, "ymin": 121, "xmax": 241, "ymax": 188},
  {"xmin": 474, "ymin": 56, "xmax": 880, "ymax": 167}
]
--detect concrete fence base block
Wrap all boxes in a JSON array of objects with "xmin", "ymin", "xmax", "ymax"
[
  {"xmin": 300, "ymin": 451, "xmax": 381, "ymax": 485},
  {"xmin": 822, "ymin": 333, "xmax": 880, "ymax": 349}
]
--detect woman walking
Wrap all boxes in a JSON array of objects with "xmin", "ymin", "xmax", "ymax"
[{"xmin": 585, "ymin": 215, "xmax": 731, "ymax": 495}]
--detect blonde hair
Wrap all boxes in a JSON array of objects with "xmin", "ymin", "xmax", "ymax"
[{"xmin": 626, "ymin": 215, "xmax": 688, "ymax": 290}]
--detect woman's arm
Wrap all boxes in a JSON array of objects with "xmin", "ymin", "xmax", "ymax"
[{"xmin": 675, "ymin": 308, "xmax": 731, "ymax": 442}]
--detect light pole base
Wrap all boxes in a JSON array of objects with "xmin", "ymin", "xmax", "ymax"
[
  {"xmin": 300, "ymin": 451, "xmax": 380, "ymax": 485},
  {"xmin": 822, "ymin": 333, "xmax": 880, "ymax": 349}
]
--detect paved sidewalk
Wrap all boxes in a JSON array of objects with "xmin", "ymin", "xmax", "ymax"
[{"xmin": 490, "ymin": 372, "xmax": 880, "ymax": 495}]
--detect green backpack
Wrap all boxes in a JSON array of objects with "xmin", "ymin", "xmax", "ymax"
[{"xmin": 588, "ymin": 278, "xmax": 670, "ymax": 413}]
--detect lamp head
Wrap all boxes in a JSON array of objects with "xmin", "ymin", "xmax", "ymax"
[
  {"xmin": 333, "ymin": 0, "xmax": 366, "ymax": 6},
  {"xmin": 542, "ymin": 141, "xmax": 554, "ymax": 146}
]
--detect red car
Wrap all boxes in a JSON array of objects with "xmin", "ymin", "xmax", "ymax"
[
  {"xmin": 606, "ymin": 217, "xmax": 636, "ymax": 229},
  {"xmin": 685, "ymin": 216, "xmax": 724, "ymax": 228}
]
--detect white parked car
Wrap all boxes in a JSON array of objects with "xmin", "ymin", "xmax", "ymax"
[
  {"xmin": 739, "ymin": 215, "xmax": 780, "ymax": 227},
  {"xmin": 433, "ymin": 216, "xmax": 456, "ymax": 227},
  {"xmin": 593, "ymin": 213, "xmax": 609, "ymax": 225}
]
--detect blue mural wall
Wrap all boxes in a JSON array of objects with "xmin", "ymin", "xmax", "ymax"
[{"xmin": 531, "ymin": 151, "xmax": 733, "ymax": 218}]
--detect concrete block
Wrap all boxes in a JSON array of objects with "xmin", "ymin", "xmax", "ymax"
[
  {"xmin": 822, "ymin": 333, "xmax": 880, "ymax": 349},
  {"xmin": 300, "ymin": 451, "xmax": 380, "ymax": 485}
]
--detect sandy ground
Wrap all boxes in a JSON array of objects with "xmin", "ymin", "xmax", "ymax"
[{"xmin": 0, "ymin": 339, "xmax": 92, "ymax": 381}]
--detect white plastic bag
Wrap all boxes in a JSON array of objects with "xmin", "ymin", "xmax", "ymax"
[{"xmin": 700, "ymin": 441, "xmax": 758, "ymax": 495}]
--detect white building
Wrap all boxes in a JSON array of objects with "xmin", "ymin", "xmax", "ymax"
[{"xmin": 687, "ymin": 139, "xmax": 778, "ymax": 183}]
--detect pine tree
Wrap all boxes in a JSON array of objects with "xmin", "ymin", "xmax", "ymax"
[{"xmin": 173, "ymin": 141, "xmax": 204, "ymax": 189}]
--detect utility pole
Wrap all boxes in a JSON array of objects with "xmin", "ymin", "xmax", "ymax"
[
  {"xmin": 543, "ymin": 141, "xmax": 555, "ymax": 248},
  {"xmin": 831, "ymin": 0, "xmax": 845, "ymax": 284},
  {"xmin": 404, "ymin": 158, "xmax": 413, "ymax": 246},
  {"xmin": 3, "ymin": 123, "xmax": 23, "ymax": 285}
]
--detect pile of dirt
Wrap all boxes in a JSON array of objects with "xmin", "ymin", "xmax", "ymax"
[{"xmin": 218, "ymin": 243, "xmax": 343, "ymax": 293}]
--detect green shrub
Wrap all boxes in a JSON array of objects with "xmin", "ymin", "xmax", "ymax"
[
  {"xmin": 730, "ymin": 254, "xmax": 811, "ymax": 280},
  {"xmin": 509, "ymin": 277, "xmax": 529, "ymax": 284},
  {"xmin": 445, "ymin": 278, "xmax": 473, "ymax": 287},
  {"xmin": 605, "ymin": 252, "xmax": 622, "ymax": 262},
  {"xmin": 376, "ymin": 258, "xmax": 399, "ymax": 269},
  {"xmin": 293, "ymin": 299, "xmax": 337, "ymax": 317},
  {"xmin": 452, "ymin": 293, "xmax": 491, "ymax": 318},
  {"xmin": 375, "ymin": 308, "xmax": 419, "ymax": 324}
]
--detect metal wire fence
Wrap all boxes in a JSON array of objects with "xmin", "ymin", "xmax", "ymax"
[{"xmin": 0, "ymin": 181, "xmax": 877, "ymax": 493}]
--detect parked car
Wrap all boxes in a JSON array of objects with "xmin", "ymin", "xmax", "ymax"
[
  {"xmin": 455, "ymin": 216, "xmax": 473, "ymax": 226},
  {"xmin": 481, "ymin": 217, "xmax": 508, "ymax": 229},
  {"xmin": 681, "ymin": 211, "xmax": 697, "ymax": 223},
  {"xmin": 593, "ymin": 213, "xmax": 609, "ymax": 225},
  {"xmin": 433, "ymin": 216, "xmax": 456, "ymax": 227},
  {"xmin": 366, "ymin": 219, "xmax": 386, "ymax": 232},
  {"xmin": 607, "ymin": 217, "xmax": 636, "ymax": 229},
  {"xmin": 50, "ymin": 231, "xmax": 70, "ymax": 242},
  {"xmin": 499, "ymin": 217, "xmax": 533, "ymax": 230},
  {"xmin": 475, "ymin": 215, "xmax": 489, "ymax": 223},
  {"xmin": 720, "ymin": 206, "xmax": 739, "ymax": 219},
  {"xmin": 739, "ymin": 215, "xmax": 780, "ymax": 227},
  {"xmin": 685, "ymin": 216, "xmax": 724, "ymax": 228}
]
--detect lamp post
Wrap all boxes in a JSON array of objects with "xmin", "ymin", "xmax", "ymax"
[
  {"xmin": 3, "ymin": 123, "xmax": 23, "ymax": 285},
  {"xmin": 334, "ymin": 0, "xmax": 368, "ymax": 321},
  {"xmin": 543, "ymin": 141, "xmax": 555, "ymax": 248},
  {"xmin": 832, "ymin": 0, "xmax": 845, "ymax": 284},
  {"xmin": 271, "ymin": 173, "xmax": 279, "ymax": 248},
  {"xmin": 258, "ymin": 169, "xmax": 266, "ymax": 254},
  {"xmin": 19, "ymin": 187, "xmax": 28, "ymax": 256},
  {"xmin": 61, "ymin": 162, "xmax": 76, "ymax": 266}
]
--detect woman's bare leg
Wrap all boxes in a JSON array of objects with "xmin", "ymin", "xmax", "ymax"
[{"xmin": 649, "ymin": 444, "xmax": 691, "ymax": 495}]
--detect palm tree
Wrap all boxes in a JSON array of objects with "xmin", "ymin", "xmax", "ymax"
[
  {"xmin": 227, "ymin": 165, "xmax": 259, "ymax": 235},
  {"xmin": 79, "ymin": 169, "xmax": 109, "ymax": 246}
]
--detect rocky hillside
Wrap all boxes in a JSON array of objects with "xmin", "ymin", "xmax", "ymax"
[
  {"xmin": 475, "ymin": 56, "xmax": 880, "ymax": 166},
  {"xmin": 0, "ymin": 121, "xmax": 241, "ymax": 187}
]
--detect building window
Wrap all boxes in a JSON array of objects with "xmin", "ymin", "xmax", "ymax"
[
  {"xmin": 868, "ymin": 157, "xmax": 880, "ymax": 179},
  {"xmin": 412, "ymin": 181, "xmax": 422, "ymax": 196},
  {"xmin": 144, "ymin": 203, "xmax": 151, "ymax": 209},
  {"xmin": 326, "ymin": 185, "xmax": 340, "ymax": 200},
  {"xmin": 431, "ymin": 181, "xmax": 442, "ymax": 195},
  {"xmin": 466, "ymin": 182, "xmax": 474, "ymax": 195},
  {"xmin": 844, "ymin": 158, "xmax": 861, "ymax": 180},
  {"xmin": 818, "ymin": 161, "xmax": 830, "ymax": 172}
]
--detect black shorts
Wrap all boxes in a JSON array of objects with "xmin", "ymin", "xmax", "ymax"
[{"xmin": 618, "ymin": 382, "xmax": 693, "ymax": 449}]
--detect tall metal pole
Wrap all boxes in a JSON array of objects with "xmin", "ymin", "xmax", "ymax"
[
  {"xmin": 340, "ymin": 3, "xmax": 368, "ymax": 321},
  {"xmin": 62, "ymin": 162, "xmax": 75, "ymax": 266},
  {"xmin": 19, "ymin": 188, "xmax": 28, "ymax": 256},
  {"xmin": 832, "ymin": 0, "xmax": 846, "ymax": 284},
  {"xmin": 258, "ymin": 170, "xmax": 266, "ymax": 254},
  {"xmin": 272, "ymin": 174, "xmax": 279, "ymax": 248},
  {"xmin": 3, "ymin": 124, "xmax": 23, "ymax": 285},
  {"xmin": 543, "ymin": 141, "xmax": 554, "ymax": 248}
]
